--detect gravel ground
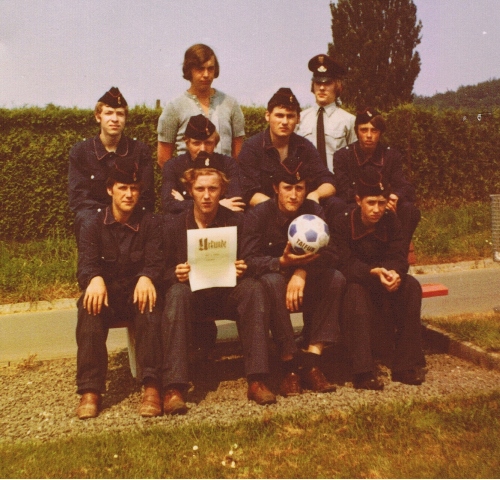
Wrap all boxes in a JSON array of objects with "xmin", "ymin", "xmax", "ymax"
[{"xmin": 2, "ymin": 345, "xmax": 500, "ymax": 445}]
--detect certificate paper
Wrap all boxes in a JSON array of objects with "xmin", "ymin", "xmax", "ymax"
[{"xmin": 187, "ymin": 226, "xmax": 237, "ymax": 292}]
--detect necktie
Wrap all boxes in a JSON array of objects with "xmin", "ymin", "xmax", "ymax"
[{"xmin": 316, "ymin": 106, "xmax": 327, "ymax": 167}]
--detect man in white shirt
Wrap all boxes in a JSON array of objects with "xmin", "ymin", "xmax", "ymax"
[{"xmin": 298, "ymin": 54, "xmax": 356, "ymax": 173}]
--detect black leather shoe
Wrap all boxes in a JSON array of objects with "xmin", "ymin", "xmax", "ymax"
[
  {"xmin": 392, "ymin": 368, "xmax": 425, "ymax": 385},
  {"xmin": 279, "ymin": 372, "xmax": 302, "ymax": 397},
  {"xmin": 353, "ymin": 372, "xmax": 384, "ymax": 391}
]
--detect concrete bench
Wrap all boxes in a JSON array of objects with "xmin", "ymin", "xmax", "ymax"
[{"xmin": 113, "ymin": 242, "xmax": 448, "ymax": 378}]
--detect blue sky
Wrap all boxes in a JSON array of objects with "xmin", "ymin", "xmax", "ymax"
[{"xmin": 0, "ymin": 0, "xmax": 498, "ymax": 109}]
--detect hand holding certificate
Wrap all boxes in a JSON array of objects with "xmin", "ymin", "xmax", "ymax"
[{"xmin": 187, "ymin": 226, "xmax": 238, "ymax": 292}]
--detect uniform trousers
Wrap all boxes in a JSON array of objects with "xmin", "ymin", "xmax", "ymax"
[
  {"xmin": 76, "ymin": 294, "xmax": 162, "ymax": 394},
  {"xmin": 259, "ymin": 269, "xmax": 345, "ymax": 357},
  {"xmin": 161, "ymin": 278, "xmax": 270, "ymax": 388},
  {"xmin": 344, "ymin": 275, "xmax": 426, "ymax": 375}
]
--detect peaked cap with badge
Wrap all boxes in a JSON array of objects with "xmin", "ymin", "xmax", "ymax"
[
  {"xmin": 98, "ymin": 87, "xmax": 128, "ymax": 108},
  {"xmin": 107, "ymin": 156, "xmax": 141, "ymax": 184},
  {"xmin": 308, "ymin": 54, "xmax": 346, "ymax": 82},
  {"xmin": 185, "ymin": 114, "xmax": 216, "ymax": 140}
]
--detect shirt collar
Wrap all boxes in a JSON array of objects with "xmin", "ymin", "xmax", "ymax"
[
  {"xmin": 350, "ymin": 206, "xmax": 388, "ymax": 242},
  {"xmin": 354, "ymin": 141, "xmax": 384, "ymax": 167},
  {"xmin": 187, "ymin": 204, "xmax": 231, "ymax": 229},
  {"xmin": 316, "ymin": 102, "xmax": 338, "ymax": 116},
  {"xmin": 93, "ymin": 135, "xmax": 130, "ymax": 161},
  {"xmin": 103, "ymin": 206, "xmax": 140, "ymax": 231},
  {"xmin": 262, "ymin": 128, "xmax": 303, "ymax": 156}
]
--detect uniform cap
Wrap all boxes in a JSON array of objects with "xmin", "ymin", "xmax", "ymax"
[
  {"xmin": 308, "ymin": 54, "xmax": 346, "ymax": 82},
  {"xmin": 191, "ymin": 151, "xmax": 224, "ymax": 171},
  {"xmin": 185, "ymin": 114, "xmax": 216, "ymax": 140},
  {"xmin": 107, "ymin": 156, "xmax": 140, "ymax": 184},
  {"xmin": 98, "ymin": 87, "xmax": 127, "ymax": 108}
]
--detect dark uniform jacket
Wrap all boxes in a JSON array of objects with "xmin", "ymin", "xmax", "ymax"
[
  {"xmin": 161, "ymin": 152, "xmax": 241, "ymax": 214},
  {"xmin": 332, "ymin": 207, "xmax": 408, "ymax": 287},
  {"xmin": 240, "ymin": 198, "xmax": 339, "ymax": 278},
  {"xmin": 333, "ymin": 142, "xmax": 416, "ymax": 205},
  {"xmin": 77, "ymin": 207, "xmax": 163, "ymax": 301},
  {"xmin": 163, "ymin": 205, "xmax": 244, "ymax": 289},
  {"xmin": 238, "ymin": 128, "xmax": 335, "ymax": 205},
  {"xmin": 69, "ymin": 135, "xmax": 155, "ymax": 214}
]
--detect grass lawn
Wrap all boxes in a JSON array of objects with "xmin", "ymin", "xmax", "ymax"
[
  {"xmin": 0, "ymin": 201, "xmax": 493, "ymax": 305},
  {"xmin": 1, "ymin": 392, "xmax": 499, "ymax": 478},
  {"xmin": 424, "ymin": 312, "xmax": 500, "ymax": 353}
]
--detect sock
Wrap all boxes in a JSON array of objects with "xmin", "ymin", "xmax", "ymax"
[
  {"xmin": 282, "ymin": 356, "xmax": 300, "ymax": 374},
  {"xmin": 302, "ymin": 351, "xmax": 320, "ymax": 372}
]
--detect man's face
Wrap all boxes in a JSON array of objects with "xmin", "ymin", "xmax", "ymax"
[
  {"xmin": 107, "ymin": 182, "xmax": 140, "ymax": 216},
  {"xmin": 265, "ymin": 107, "xmax": 299, "ymax": 140},
  {"xmin": 96, "ymin": 106, "xmax": 126, "ymax": 138},
  {"xmin": 313, "ymin": 80, "xmax": 339, "ymax": 106},
  {"xmin": 190, "ymin": 173, "xmax": 222, "ymax": 216},
  {"xmin": 186, "ymin": 132, "xmax": 218, "ymax": 160},
  {"xmin": 273, "ymin": 180, "xmax": 307, "ymax": 217},
  {"xmin": 190, "ymin": 55, "xmax": 216, "ymax": 91},
  {"xmin": 356, "ymin": 195, "xmax": 387, "ymax": 226},
  {"xmin": 357, "ymin": 122, "xmax": 381, "ymax": 154}
]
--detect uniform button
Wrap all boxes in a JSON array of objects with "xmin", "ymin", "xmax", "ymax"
[
  {"xmin": 90, "ymin": 175, "xmax": 94, "ymax": 179},
  {"xmin": 97, "ymin": 208, "xmax": 101, "ymax": 212},
  {"xmin": 182, "ymin": 191, "xmax": 186, "ymax": 195}
]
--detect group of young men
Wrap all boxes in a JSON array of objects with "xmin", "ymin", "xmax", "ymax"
[{"xmin": 68, "ymin": 44, "xmax": 425, "ymax": 420}]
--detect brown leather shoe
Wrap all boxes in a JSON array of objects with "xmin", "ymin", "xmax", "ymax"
[
  {"xmin": 302, "ymin": 366, "xmax": 337, "ymax": 393},
  {"xmin": 76, "ymin": 391, "xmax": 101, "ymax": 420},
  {"xmin": 247, "ymin": 381, "xmax": 276, "ymax": 405},
  {"xmin": 392, "ymin": 368, "xmax": 425, "ymax": 385},
  {"xmin": 163, "ymin": 388, "xmax": 188, "ymax": 415},
  {"xmin": 353, "ymin": 372, "xmax": 384, "ymax": 391},
  {"xmin": 139, "ymin": 384, "xmax": 162, "ymax": 417},
  {"xmin": 279, "ymin": 372, "xmax": 302, "ymax": 397}
]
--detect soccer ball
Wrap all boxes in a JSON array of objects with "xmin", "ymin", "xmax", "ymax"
[{"xmin": 287, "ymin": 214, "xmax": 330, "ymax": 254}]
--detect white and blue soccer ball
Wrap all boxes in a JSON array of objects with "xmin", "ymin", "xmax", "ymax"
[{"xmin": 287, "ymin": 214, "xmax": 330, "ymax": 254}]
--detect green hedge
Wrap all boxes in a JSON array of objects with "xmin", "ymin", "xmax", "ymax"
[{"xmin": 0, "ymin": 104, "xmax": 499, "ymax": 239}]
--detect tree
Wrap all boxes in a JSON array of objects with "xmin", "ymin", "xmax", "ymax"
[{"xmin": 329, "ymin": 0, "xmax": 422, "ymax": 111}]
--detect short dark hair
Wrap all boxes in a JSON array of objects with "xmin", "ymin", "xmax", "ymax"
[
  {"xmin": 105, "ymin": 177, "xmax": 143, "ymax": 190},
  {"xmin": 182, "ymin": 44, "xmax": 220, "ymax": 81}
]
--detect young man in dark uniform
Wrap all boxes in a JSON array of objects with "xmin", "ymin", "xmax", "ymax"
[
  {"xmin": 238, "ymin": 88, "xmax": 336, "ymax": 209},
  {"xmin": 331, "ymin": 167, "xmax": 426, "ymax": 390},
  {"xmin": 332, "ymin": 107, "xmax": 420, "ymax": 247},
  {"xmin": 69, "ymin": 87, "xmax": 155, "ymax": 237},
  {"xmin": 161, "ymin": 114, "xmax": 243, "ymax": 214},
  {"xmin": 75, "ymin": 156, "xmax": 163, "ymax": 419},
  {"xmin": 240, "ymin": 163, "xmax": 345, "ymax": 397},
  {"xmin": 161, "ymin": 157, "xmax": 276, "ymax": 413}
]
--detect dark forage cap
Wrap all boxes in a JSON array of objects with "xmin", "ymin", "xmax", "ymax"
[
  {"xmin": 274, "ymin": 158, "xmax": 309, "ymax": 186},
  {"xmin": 308, "ymin": 54, "xmax": 346, "ymax": 82},
  {"xmin": 191, "ymin": 151, "xmax": 224, "ymax": 171},
  {"xmin": 355, "ymin": 107, "xmax": 386, "ymax": 132},
  {"xmin": 267, "ymin": 87, "xmax": 300, "ymax": 111},
  {"xmin": 356, "ymin": 165, "xmax": 389, "ymax": 198},
  {"xmin": 185, "ymin": 114, "xmax": 216, "ymax": 140},
  {"xmin": 107, "ymin": 156, "xmax": 140, "ymax": 184},
  {"xmin": 98, "ymin": 87, "xmax": 127, "ymax": 108}
]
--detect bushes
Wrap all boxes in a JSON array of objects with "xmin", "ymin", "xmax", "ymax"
[{"xmin": 0, "ymin": 104, "xmax": 499, "ymax": 239}]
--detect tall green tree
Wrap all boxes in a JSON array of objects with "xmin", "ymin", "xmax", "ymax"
[{"xmin": 329, "ymin": 0, "xmax": 422, "ymax": 110}]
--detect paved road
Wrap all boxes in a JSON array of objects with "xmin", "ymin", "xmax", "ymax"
[{"xmin": 1, "ymin": 264, "xmax": 500, "ymax": 365}]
